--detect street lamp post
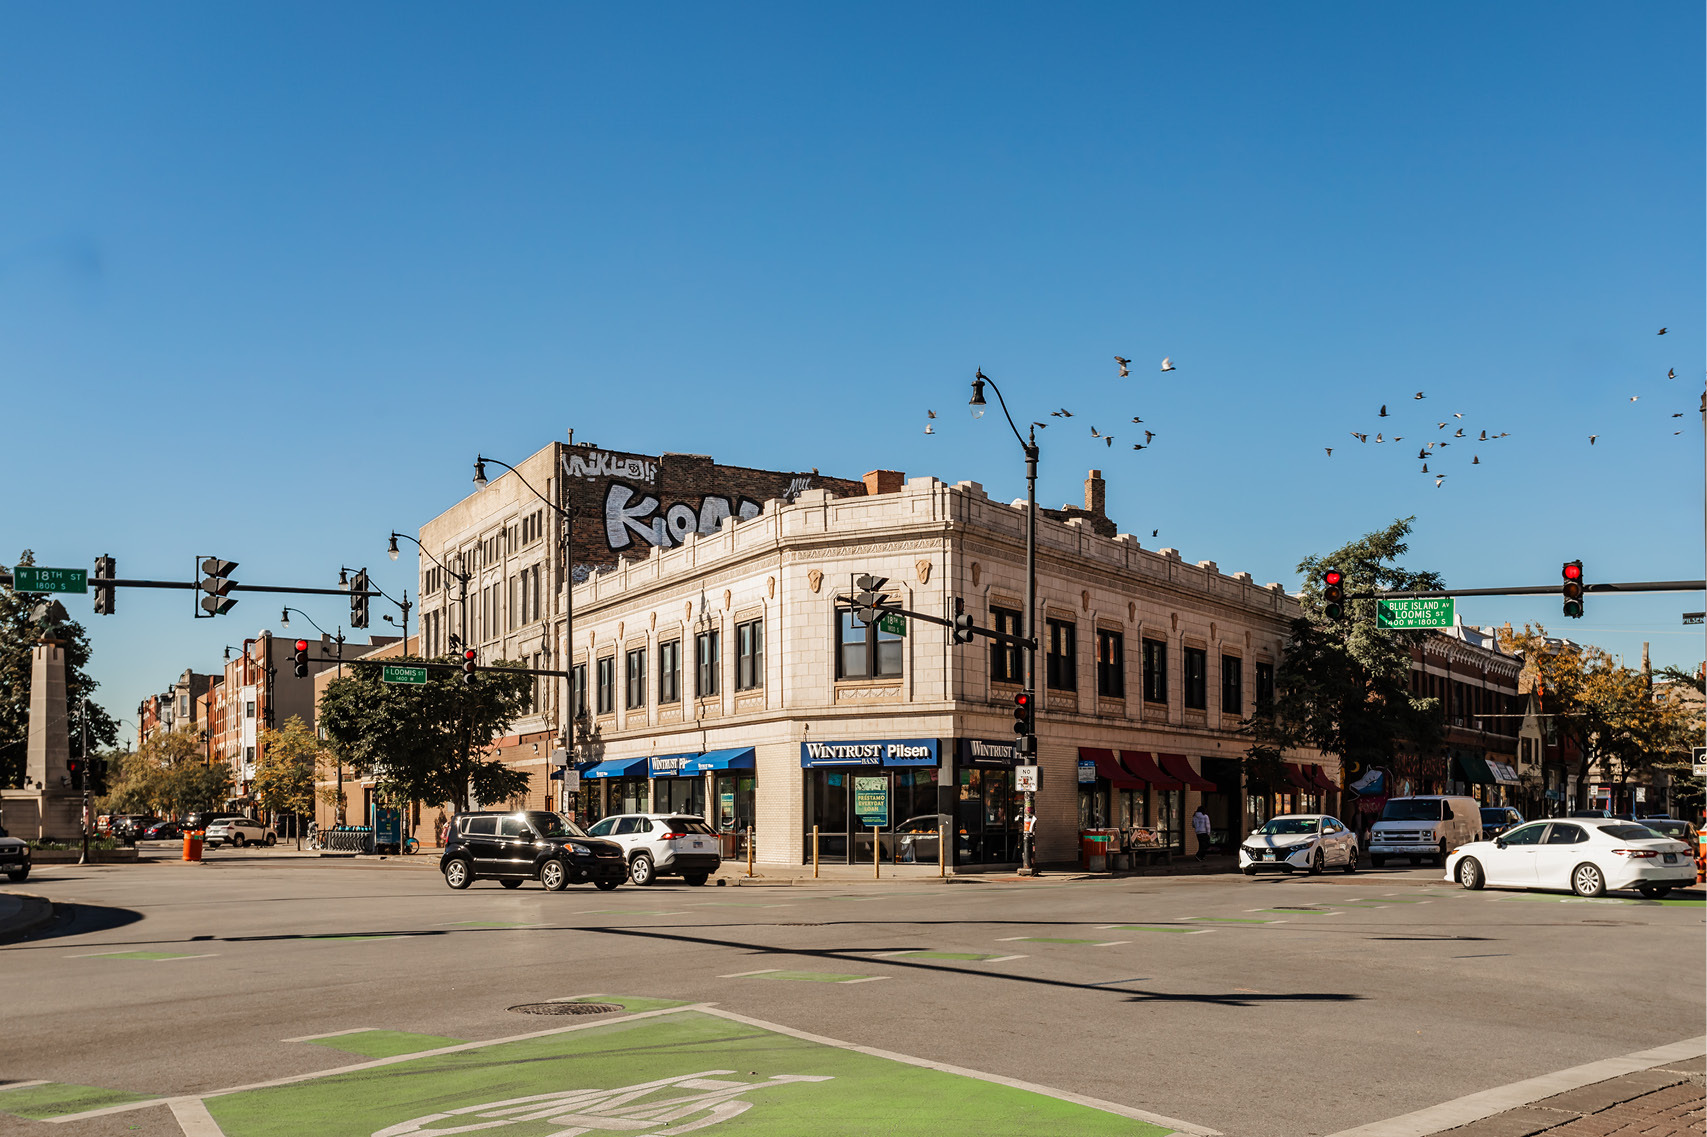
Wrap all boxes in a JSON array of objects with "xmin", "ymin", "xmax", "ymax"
[
  {"xmin": 278, "ymin": 607, "xmax": 347, "ymax": 831},
  {"xmin": 390, "ymin": 532, "xmax": 468, "ymax": 653},
  {"xmin": 970, "ymin": 369, "xmax": 1042, "ymax": 875}
]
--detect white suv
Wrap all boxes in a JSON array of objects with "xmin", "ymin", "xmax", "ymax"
[
  {"xmin": 584, "ymin": 813, "xmax": 721, "ymax": 886},
  {"xmin": 203, "ymin": 817, "xmax": 276, "ymax": 849}
]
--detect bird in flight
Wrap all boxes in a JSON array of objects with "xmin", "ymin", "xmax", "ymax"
[
  {"xmin": 1324, "ymin": 447, "xmax": 1333, "ymax": 456},
  {"xmin": 1115, "ymin": 356, "xmax": 1131, "ymax": 377},
  {"xmin": 1453, "ymin": 412, "xmax": 1464, "ymax": 419},
  {"xmin": 1435, "ymin": 477, "xmax": 1444, "ymax": 488},
  {"xmin": 1454, "ymin": 428, "xmax": 1464, "ymax": 438},
  {"xmin": 1629, "ymin": 396, "xmax": 1640, "ymax": 402},
  {"xmin": 1375, "ymin": 433, "xmax": 1383, "ymax": 443},
  {"xmin": 1668, "ymin": 369, "xmax": 1676, "ymax": 379},
  {"xmin": 1472, "ymin": 455, "xmax": 1479, "ymax": 465},
  {"xmin": 1104, "ymin": 436, "xmax": 1114, "ymax": 447},
  {"xmin": 1131, "ymin": 443, "xmax": 1147, "ymax": 451},
  {"xmin": 1414, "ymin": 392, "xmax": 1425, "ymax": 400},
  {"xmin": 1421, "ymin": 462, "xmax": 1429, "ymax": 473},
  {"xmin": 1152, "ymin": 529, "xmax": 1159, "ymax": 538},
  {"xmin": 1417, "ymin": 448, "xmax": 1428, "ymax": 459},
  {"xmin": 1658, "ymin": 327, "xmax": 1667, "ymax": 335},
  {"xmin": 1437, "ymin": 422, "xmax": 1447, "ymax": 429},
  {"xmin": 1090, "ymin": 426, "xmax": 1102, "ymax": 438},
  {"xmin": 1439, "ymin": 441, "xmax": 1450, "ymax": 448},
  {"xmin": 1130, "ymin": 416, "xmax": 1144, "ymax": 423},
  {"xmin": 924, "ymin": 424, "xmax": 935, "ymax": 435},
  {"xmin": 1351, "ymin": 432, "xmax": 1367, "ymax": 443},
  {"xmin": 1051, "ymin": 408, "xmax": 1074, "ymax": 417},
  {"xmin": 1160, "ymin": 357, "xmax": 1176, "ymax": 372},
  {"xmin": 1589, "ymin": 435, "xmax": 1598, "ymax": 445},
  {"xmin": 1144, "ymin": 430, "xmax": 1155, "ymax": 444},
  {"xmin": 1379, "ymin": 405, "xmax": 1389, "ymax": 417},
  {"xmin": 1393, "ymin": 435, "xmax": 1404, "ymax": 441},
  {"xmin": 1674, "ymin": 412, "xmax": 1685, "ymax": 418},
  {"xmin": 1478, "ymin": 430, "xmax": 1487, "ymax": 441}
]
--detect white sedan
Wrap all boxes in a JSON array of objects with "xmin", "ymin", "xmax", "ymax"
[
  {"xmin": 203, "ymin": 817, "xmax": 277, "ymax": 849},
  {"xmin": 1446, "ymin": 819, "xmax": 1695, "ymax": 898},
  {"xmin": 1239, "ymin": 814, "xmax": 1359, "ymax": 875}
]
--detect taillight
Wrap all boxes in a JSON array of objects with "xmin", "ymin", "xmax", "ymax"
[
  {"xmin": 663, "ymin": 831, "xmax": 686, "ymax": 840},
  {"xmin": 1610, "ymin": 849, "xmax": 1657, "ymax": 858}
]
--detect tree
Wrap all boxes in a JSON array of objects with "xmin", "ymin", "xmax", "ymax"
[
  {"xmin": 98, "ymin": 726, "xmax": 233, "ymax": 819},
  {"xmin": 318, "ymin": 656, "xmax": 534, "ymax": 815},
  {"xmin": 1246, "ymin": 518, "xmax": 1445, "ymax": 793},
  {"xmin": 1, "ymin": 549, "xmax": 119, "ymax": 787},
  {"xmin": 254, "ymin": 715, "xmax": 324, "ymax": 849}
]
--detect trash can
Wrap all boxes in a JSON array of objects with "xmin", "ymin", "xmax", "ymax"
[
  {"xmin": 1079, "ymin": 830, "xmax": 1117, "ymax": 872},
  {"xmin": 183, "ymin": 830, "xmax": 204, "ymax": 862}
]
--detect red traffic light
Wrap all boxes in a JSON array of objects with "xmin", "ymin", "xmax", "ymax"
[
  {"xmin": 1323, "ymin": 569, "xmax": 1343, "ymax": 586},
  {"xmin": 1562, "ymin": 561, "xmax": 1582, "ymax": 581},
  {"xmin": 294, "ymin": 640, "xmax": 308, "ymax": 653},
  {"xmin": 1014, "ymin": 692, "xmax": 1031, "ymax": 709},
  {"xmin": 464, "ymin": 649, "xmax": 477, "ymax": 660}
]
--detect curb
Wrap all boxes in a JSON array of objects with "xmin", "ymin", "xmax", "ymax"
[{"xmin": 0, "ymin": 893, "xmax": 57, "ymax": 940}]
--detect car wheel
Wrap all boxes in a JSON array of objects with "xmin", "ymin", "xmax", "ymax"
[
  {"xmin": 232, "ymin": 834, "xmax": 245, "ymax": 848},
  {"xmin": 264, "ymin": 834, "xmax": 276, "ymax": 847},
  {"xmin": 540, "ymin": 859, "xmax": 569, "ymax": 892},
  {"xmin": 629, "ymin": 854, "xmax": 656, "ymax": 886},
  {"xmin": 1343, "ymin": 846, "xmax": 1358, "ymax": 874},
  {"xmin": 500, "ymin": 879, "xmax": 523, "ymax": 890},
  {"xmin": 1435, "ymin": 840, "xmax": 1448, "ymax": 868},
  {"xmin": 1309, "ymin": 849, "xmax": 1325, "ymax": 875},
  {"xmin": 443, "ymin": 859, "xmax": 473, "ymax": 889},
  {"xmin": 683, "ymin": 872, "xmax": 708, "ymax": 887},
  {"xmin": 1370, "ymin": 855, "xmax": 1386, "ymax": 868},
  {"xmin": 1241, "ymin": 866, "xmax": 1257, "ymax": 876},
  {"xmin": 1571, "ymin": 862, "xmax": 1605, "ymax": 898},
  {"xmin": 595, "ymin": 877, "xmax": 620, "ymax": 891},
  {"xmin": 1456, "ymin": 857, "xmax": 1484, "ymax": 890},
  {"xmin": 7, "ymin": 868, "xmax": 28, "ymax": 882}
]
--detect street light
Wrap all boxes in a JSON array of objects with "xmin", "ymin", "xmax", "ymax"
[
  {"xmin": 388, "ymin": 534, "xmax": 400, "ymax": 561},
  {"xmin": 390, "ymin": 531, "xmax": 468, "ymax": 654},
  {"xmin": 968, "ymin": 367, "xmax": 1041, "ymax": 876},
  {"xmin": 473, "ymin": 457, "xmax": 488, "ymax": 488}
]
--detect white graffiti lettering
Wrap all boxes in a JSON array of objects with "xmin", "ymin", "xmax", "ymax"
[
  {"xmin": 604, "ymin": 484, "xmax": 764, "ymax": 552},
  {"xmin": 565, "ymin": 449, "xmax": 659, "ymax": 483}
]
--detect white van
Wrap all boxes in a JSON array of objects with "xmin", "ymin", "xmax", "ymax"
[{"xmin": 1368, "ymin": 796, "xmax": 1482, "ymax": 867}]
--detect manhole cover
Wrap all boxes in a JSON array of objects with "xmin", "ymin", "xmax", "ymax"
[{"xmin": 509, "ymin": 1002, "xmax": 624, "ymax": 1016}]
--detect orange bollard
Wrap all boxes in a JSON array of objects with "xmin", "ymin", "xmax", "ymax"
[{"xmin": 182, "ymin": 831, "xmax": 203, "ymax": 862}]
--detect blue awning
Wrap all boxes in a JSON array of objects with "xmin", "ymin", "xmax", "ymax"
[
  {"xmin": 692, "ymin": 747, "xmax": 755, "ymax": 773},
  {"xmin": 577, "ymin": 757, "xmax": 649, "ymax": 780},
  {"xmin": 650, "ymin": 748, "xmax": 756, "ymax": 777}
]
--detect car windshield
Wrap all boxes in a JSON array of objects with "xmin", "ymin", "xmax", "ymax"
[
  {"xmin": 1254, "ymin": 818, "xmax": 1319, "ymax": 835},
  {"xmin": 524, "ymin": 812, "xmax": 587, "ymax": 839},
  {"xmin": 1380, "ymin": 800, "xmax": 1443, "ymax": 821},
  {"xmin": 1641, "ymin": 820, "xmax": 1686, "ymax": 838},
  {"xmin": 1479, "ymin": 808, "xmax": 1508, "ymax": 823},
  {"xmin": 1599, "ymin": 823, "xmax": 1666, "ymax": 841}
]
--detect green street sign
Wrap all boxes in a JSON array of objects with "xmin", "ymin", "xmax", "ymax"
[
  {"xmin": 12, "ymin": 566, "xmax": 88, "ymax": 594},
  {"xmin": 877, "ymin": 612, "xmax": 906, "ymax": 636},
  {"xmin": 382, "ymin": 665, "xmax": 429, "ymax": 685},
  {"xmin": 853, "ymin": 776, "xmax": 889, "ymax": 827},
  {"xmin": 1377, "ymin": 597, "xmax": 1456, "ymax": 629}
]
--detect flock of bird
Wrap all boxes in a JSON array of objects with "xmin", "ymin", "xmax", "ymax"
[{"xmin": 924, "ymin": 356, "xmax": 1175, "ymax": 454}]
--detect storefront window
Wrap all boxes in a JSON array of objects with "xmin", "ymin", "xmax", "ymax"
[
  {"xmin": 1156, "ymin": 788, "xmax": 1183, "ymax": 851},
  {"xmin": 612, "ymin": 777, "xmax": 649, "ymax": 816},
  {"xmin": 714, "ymin": 773, "xmax": 754, "ymax": 834},
  {"xmin": 1078, "ymin": 782, "xmax": 1112, "ymax": 829},
  {"xmin": 654, "ymin": 776, "xmax": 705, "ymax": 818}
]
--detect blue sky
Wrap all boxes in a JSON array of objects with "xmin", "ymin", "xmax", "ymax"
[{"xmin": 2, "ymin": 3, "xmax": 1700, "ymax": 738}]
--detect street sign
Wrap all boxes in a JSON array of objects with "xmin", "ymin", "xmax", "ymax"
[
  {"xmin": 1693, "ymin": 746, "xmax": 1706, "ymax": 777},
  {"xmin": 13, "ymin": 566, "xmax": 88, "ymax": 594},
  {"xmin": 853, "ymin": 776, "xmax": 889, "ymax": 827},
  {"xmin": 382, "ymin": 665, "xmax": 429, "ymax": 685},
  {"xmin": 1015, "ymin": 765, "xmax": 1039, "ymax": 792},
  {"xmin": 1376, "ymin": 597, "xmax": 1456, "ymax": 629},
  {"xmin": 877, "ymin": 611, "xmax": 906, "ymax": 636}
]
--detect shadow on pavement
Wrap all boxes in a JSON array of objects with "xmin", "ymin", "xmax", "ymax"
[{"xmin": 9, "ymin": 899, "xmax": 144, "ymax": 942}]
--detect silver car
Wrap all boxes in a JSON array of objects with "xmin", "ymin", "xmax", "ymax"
[
  {"xmin": 1239, "ymin": 814, "xmax": 1359, "ymax": 875},
  {"xmin": 203, "ymin": 817, "xmax": 277, "ymax": 848},
  {"xmin": 584, "ymin": 813, "xmax": 721, "ymax": 886}
]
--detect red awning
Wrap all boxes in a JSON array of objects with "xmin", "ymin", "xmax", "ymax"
[
  {"xmin": 1283, "ymin": 764, "xmax": 1314, "ymax": 790},
  {"xmin": 1081, "ymin": 748, "xmax": 1144, "ymax": 791},
  {"xmin": 1120, "ymin": 751, "xmax": 1183, "ymax": 790},
  {"xmin": 1307, "ymin": 765, "xmax": 1339, "ymax": 792},
  {"xmin": 1159, "ymin": 753, "xmax": 1217, "ymax": 792}
]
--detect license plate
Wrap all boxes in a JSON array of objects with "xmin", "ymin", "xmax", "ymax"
[
  {"xmin": 1264, "ymin": 852, "xmax": 1276, "ymax": 860},
  {"xmin": 692, "ymin": 841, "xmax": 704, "ymax": 849},
  {"xmin": 1663, "ymin": 853, "xmax": 1677, "ymax": 864}
]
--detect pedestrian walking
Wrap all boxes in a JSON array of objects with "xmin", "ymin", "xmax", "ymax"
[{"xmin": 1192, "ymin": 806, "xmax": 1213, "ymax": 861}]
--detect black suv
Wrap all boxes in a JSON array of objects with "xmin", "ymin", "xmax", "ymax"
[{"xmin": 440, "ymin": 810, "xmax": 626, "ymax": 891}]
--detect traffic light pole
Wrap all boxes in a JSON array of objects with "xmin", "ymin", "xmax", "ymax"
[
  {"xmin": 78, "ymin": 694, "xmax": 90, "ymax": 866},
  {"xmin": 1346, "ymin": 580, "xmax": 1704, "ymax": 600}
]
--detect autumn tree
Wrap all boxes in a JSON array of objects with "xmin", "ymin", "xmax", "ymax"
[
  {"xmin": 99, "ymin": 726, "xmax": 232, "ymax": 819},
  {"xmin": 254, "ymin": 715, "xmax": 324, "ymax": 849}
]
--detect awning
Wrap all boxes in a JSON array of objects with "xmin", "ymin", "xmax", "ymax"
[
  {"xmin": 692, "ymin": 747, "xmax": 756, "ymax": 773},
  {"xmin": 1307, "ymin": 765, "xmax": 1339, "ymax": 793},
  {"xmin": 1454, "ymin": 752, "xmax": 1496, "ymax": 785},
  {"xmin": 1283, "ymin": 764, "xmax": 1315, "ymax": 790},
  {"xmin": 577, "ymin": 757, "xmax": 649, "ymax": 780},
  {"xmin": 1120, "ymin": 751, "xmax": 1183, "ymax": 790},
  {"xmin": 1159, "ymin": 753, "xmax": 1217, "ymax": 792},
  {"xmin": 1080, "ymin": 748, "xmax": 1144, "ymax": 791},
  {"xmin": 1487, "ymin": 760, "xmax": 1520, "ymax": 786},
  {"xmin": 649, "ymin": 748, "xmax": 756, "ymax": 778}
]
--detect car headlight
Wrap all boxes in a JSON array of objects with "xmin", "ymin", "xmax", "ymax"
[{"xmin": 568, "ymin": 843, "xmax": 592, "ymax": 856}]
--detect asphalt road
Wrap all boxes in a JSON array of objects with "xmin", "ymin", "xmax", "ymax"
[{"xmin": 1, "ymin": 857, "xmax": 1701, "ymax": 1137}]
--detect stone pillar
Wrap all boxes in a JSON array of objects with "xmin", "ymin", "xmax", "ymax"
[{"xmin": 1, "ymin": 639, "xmax": 79, "ymax": 838}]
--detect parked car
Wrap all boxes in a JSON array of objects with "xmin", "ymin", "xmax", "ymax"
[
  {"xmin": 142, "ymin": 820, "xmax": 184, "ymax": 840},
  {"xmin": 1568, "ymin": 808, "xmax": 1614, "ymax": 819},
  {"xmin": 1238, "ymin": 814, "xmax": 1359, "ymax": 875},
  {"xmin": 1368, "ymin": 796, "xmax": 1483, "ymax": 867},
  {"xmin": 1480, "ymin": 806, "xmax": 1524, "ymax": 840},
  {"xmin": 1636, "ymin": 818, "xmax": 1700, "ymax": 846},
  {"xmin": 0, "ymin": 823, "xmax": 28, "ymax": 882},
  {"xmin": 107, "ymin": 815, "xmax": 157, "ymax": 839},
  {"xmin": 889, "ymin": 814, "xmax": 973, "ymax": 863},
  {"xmin": 439, "ymin": 810, "xmax": 626, "ymax": 891},
  {"xmin": 183, "ymin": 811, "xmax": 247, "ymax": 832},
  {"xmin": 1447, "ymin": 819, "xmax": 1695, "ymax": 898},
  {"xmin": 584, "ymin": 813, "xmax": 722, "ymax": 886},
  {"xmin": 203, "ymin": 817, "xmax": 276, "ymax": 848}
]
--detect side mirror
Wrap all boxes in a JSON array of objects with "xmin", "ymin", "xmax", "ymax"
[{"xmin": 1495, "ymin": 839, "xmax": 1507, "ymax": 849}]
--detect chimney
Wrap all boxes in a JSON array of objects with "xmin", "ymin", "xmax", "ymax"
[
  {"xmin": 1084, "ymin": 469, "xmax": 1106, "ymax": 516},
  {"xmin": 862, "ymin": 469, "xmax": 905, "ymax": 496}
]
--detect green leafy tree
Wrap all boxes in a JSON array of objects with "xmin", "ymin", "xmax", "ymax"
[
  {"xmin": 1246, "ymin": 518, "xmax": 1445, "ymax": 793},
  {"xmin": 318, "ymin": 656, "xmax": 533, "ymax": 813},
  {"xmin": 254, "ymin": 715, "xmax": 324, "ymax": 849},
  {"xmin": 98, "ymin": 726, "xmax": 232, "ymax": 819},
  {"xmin": 1, "ymin": 550, "xmax": 119, "ymax": 787}
]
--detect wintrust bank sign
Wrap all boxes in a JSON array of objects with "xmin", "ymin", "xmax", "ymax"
[{"xmin": 800, "ymin": 739, "xmax": 939, "ymax": 768}]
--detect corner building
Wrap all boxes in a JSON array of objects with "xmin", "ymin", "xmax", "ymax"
[{"xmin": 556, "ymin": 463, "xmax": 1327, "ymax": 869}]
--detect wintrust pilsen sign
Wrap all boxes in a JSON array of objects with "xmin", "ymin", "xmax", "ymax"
[{"xmin": 800, "ymin": 739, "xmax": 939, "ymax": 768}]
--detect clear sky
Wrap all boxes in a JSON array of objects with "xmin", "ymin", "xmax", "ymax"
[{"xmin": 2, "ymin": 3, "xmax": 1701, "ymax": 740}]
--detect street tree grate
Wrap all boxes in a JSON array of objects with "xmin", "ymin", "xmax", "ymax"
[{"xmin": 509, "ymin": 1002, "xmax": 625, "ymax": 1016}]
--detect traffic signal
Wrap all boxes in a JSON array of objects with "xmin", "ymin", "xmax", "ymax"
[
  {"xmin": 66, "ymin": 757, "xmax": 83, "ymax": 787},
  {"xmin": 1322, "ymin": 568, "xmax": 1345, "ymax": 621},
  {"xmin": 851, "ymin": 574, "xmax": 886, "ymax": 624},
  {"xmin": 198, "ymin": 557, "xmax": 238, "ymax": 617},
  {"xmin": 462, "ymin": 649, "xmax": 477, "ymax": 686},
  {"xmin": 87, "ymin": 754, "xmax": 107, "ymax": 796},
  {"xmin": 952, "ymin": 596, "xmax": 975, "ymax": 645},
  {"xmin": 292, "ymin": 639, "xmax": 309, "ymax": 679},
  {"xmin": 1562, "ymin": 560, "xmax": 1584, "ymax": 618},
  {"xmin": 1012, "ymin": 690, "xmax": 1035, "ymax": 755},
  {"xmin": 350, "ymin": 568, "xmax": 370, "ymax": 629},
  {"xmin": 92, "ymin": 554, "xmax": 115, "ymax": 616}
]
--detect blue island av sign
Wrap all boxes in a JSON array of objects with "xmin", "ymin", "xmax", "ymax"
[{"xmin": 800, "ymin": 738, "xmax": 939, "ymax": 768}]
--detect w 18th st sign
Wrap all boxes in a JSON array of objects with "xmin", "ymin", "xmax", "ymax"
[{"xmin": 1377, "ymin": 597, "xmax": 1456, "ymax": 629}]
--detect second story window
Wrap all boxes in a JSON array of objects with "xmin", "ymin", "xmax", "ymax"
[
  {"xmin": 596, "ymin": 656, "xmax": 615, "ymax": 715},
  {"xmin": 570, "ymin": 663, "xmax": 587, "ymax": 722},
  {"xmin": 696, "ymin": 630, "xmax": 721, "ymax": 697},
  {"xmin": 1142, "ymin": 638, "xmax": 1168, "ymax": 704},
  {"xmin": 658, "ymin": 640, "xmax": 681, "ymax": 704},
  {"xmin": 625, "ymin": 648, "xmax": 647, "ymax": 710},
  {"xmin": 1255, "ymin": 661, "xmax": 1275, "ymax": 709},
  {"xmin": 736, "ymin": 619, "xmax": 764, "ymax": 690},
  {"xmin": 1222, "ymin": 654, "xmax": 1242, "ymax": 715},
  {"xmin": 990, "ymin": 606, "xmax": 1022, "ymax": 683},
  {"xmin": 1095, "ymin": 629, "xmax": 1124, "ymax": 698},
  {"xmin": 1183, "ymin": 647, "xmax": 1207, "ymax": 710},
  {"xmin": 837, "ymin": 609, "xmax": 902, "ymax": 680},
  {"xmin": 1045, "ymin": 619, "xmax": 1077, "ymax": 691}
]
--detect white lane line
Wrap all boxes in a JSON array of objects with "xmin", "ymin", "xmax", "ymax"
[
  {"xmin": 841, "ymin": 976, "xmax": 890, "ymax": 984},
  {"xmin": 1321, "ymin": 1035, "xmax": 1707, "ymax": 1137},
  {"xmin": 717, "ymin": 969, "xmax": 781, "ymax": 978},
  {"xmin": 1093, "ymin": 941, "xmax": 1131, "ymax": 947},
  {"xmin": 984, "ymin": 954, "xmax": 1027, "ymax": 963},
  {"xmin": 280, "ymin": 1027, "xmax": 377, "ymax": 1043},
  {"xmin": 698, "ymin": 1005, "xmax": 1220, "ymax": 1136},
  {"xmin": 66, "ymin": 952, "xmax": 218, "ymax": 960},
  {"xmin": 168, "ymin": 1096, "xmax": 225, "ymax": 1137}
]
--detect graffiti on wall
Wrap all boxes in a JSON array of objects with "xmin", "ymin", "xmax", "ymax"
[
  {"xmin": 604, "ymin": 483, "xmax": 763, "ymax": 551},
  {"xmin": 566, "ymin": 449, "xmax": 658, "ymax": 483}
]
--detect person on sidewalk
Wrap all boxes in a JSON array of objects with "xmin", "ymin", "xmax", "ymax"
[{"xmin": 1192, "ymin": 806, "xmax": 1213, "ymax": 861}]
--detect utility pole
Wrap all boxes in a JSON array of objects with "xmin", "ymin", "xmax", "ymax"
[{"xmin": 78, "ymin": 694, "xmax": 90, "ymax": 866}]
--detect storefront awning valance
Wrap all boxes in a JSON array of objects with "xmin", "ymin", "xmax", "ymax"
[
  {"xmin": 1487, "ymin": 760, "xmax": 1520, "ymax": 786},
  {"xmin": 577, "ymin": 757, "xmax": 649, "ymax": 780},
  {"xmin": 1306, "ymin": 765, "xmax": 1339, "ymax": 793},
  {"xmin": 1120, "ymin": 751, "xmax": 1182, "ymax": 789},
  {"xmin": 1080, "ymin": 748, "xmax": 1144, "ymax": 791},
  {"xmin": 1454, "ymin": 752, "xmax": 1496, "ymax": 785},
  {"xmin": 1283, "ymin": 764, "xmax": 1314, "ymax": 790},
  {"xmin": 1159, "ymin": 753, "xmax": 1217, "ymax": 792},
  {"xmin": 649, "ymin": 748, "xmax": 757, "ymax": 778}
]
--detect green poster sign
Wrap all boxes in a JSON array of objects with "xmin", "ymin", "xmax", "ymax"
[
  {"xmin": 1377, "ymin": 597, "xmax": 1456, "ymax": 629},
  {"xmin": 877, "ymin": 612, "xmax": 906, "ymax": 636},
  {"xmin": 13, "ymin": 566, "xmax": 88, "ymax": 594},
  {"xmin": 853, "ymin": 776, "xmax": 889, "ymax": 827},
  {"xmin": 382, "ymin": 665, "xmax": 429, "ymax": 685}
]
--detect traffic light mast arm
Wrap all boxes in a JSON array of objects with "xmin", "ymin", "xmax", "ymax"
[
  {"xmin": 10, "ymin": 575, "xmax": 383, "ymax": 598},
  {"xmin": 1344, "ymin": 579, "xmax": 1703, "ymax": 600},
  {"xmin": 832, "ymin": 595, "xmax": 1038, "ymax": 649}
]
